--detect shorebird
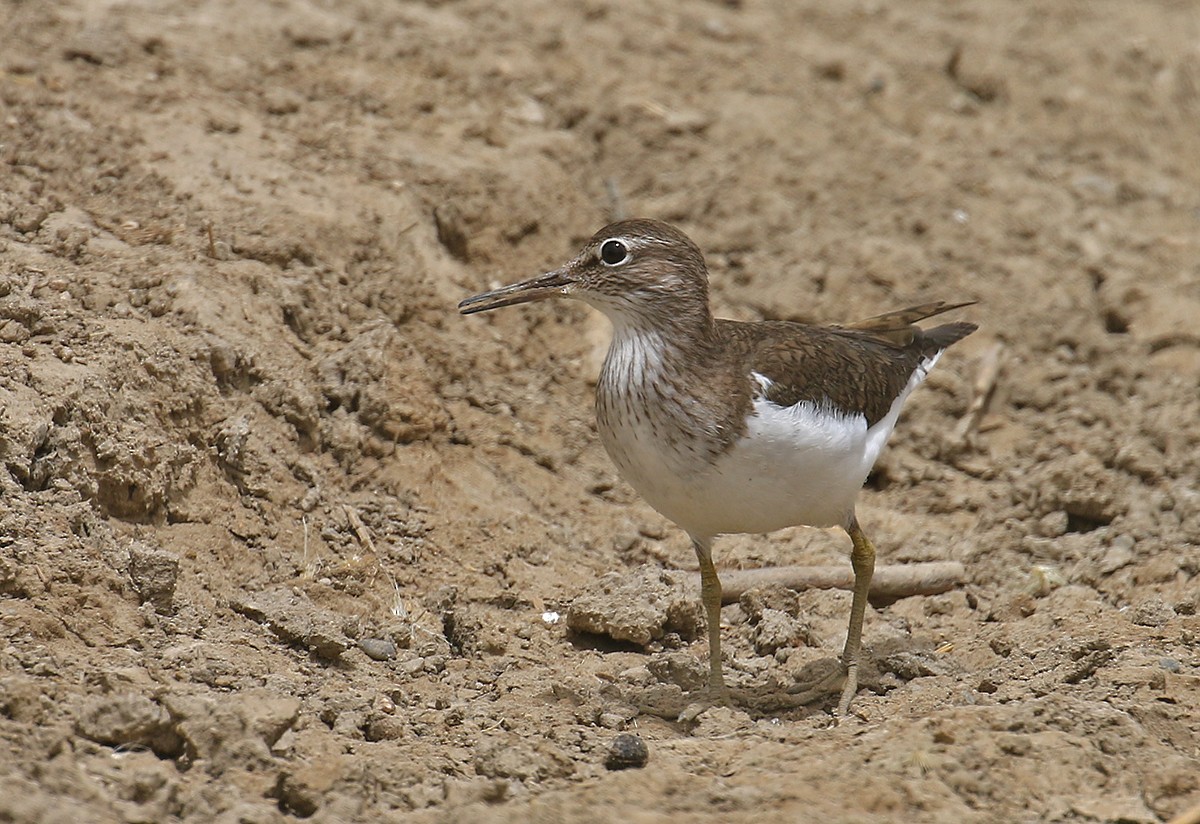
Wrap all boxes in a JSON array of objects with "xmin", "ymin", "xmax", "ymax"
[{"xmin": 459, "ymin": 218, "xmax": 976, "ymax": 716}]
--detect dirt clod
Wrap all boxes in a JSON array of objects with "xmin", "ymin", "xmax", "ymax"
[
  {"xmin": 127, "ymin": 541, "xmax": 179, "ymax": 613},
  {"xmin": 229, "ymin": 590, "xmax": 349, "ymax": 660},
  {"xmin": 566, "ymin": 566, "xmax": 703, "ymax": 646},
  {"xmin": 74, "ymin": 693, "xmax": 183, "ymax": 757}
]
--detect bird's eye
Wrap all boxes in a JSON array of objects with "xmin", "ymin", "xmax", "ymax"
[{"xmin": 600, "ymin": 239, "xmax": 629, "ymax": 266}]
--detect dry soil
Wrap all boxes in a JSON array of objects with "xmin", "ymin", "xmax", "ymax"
[{"xmin": 1, "ymin": 1, "xmax": 1199, "ymax": 822}]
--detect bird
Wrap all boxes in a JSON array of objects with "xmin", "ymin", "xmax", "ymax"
[{"xmin": 459, "ymin": 218, "xmax": 977, "ymax": 716}]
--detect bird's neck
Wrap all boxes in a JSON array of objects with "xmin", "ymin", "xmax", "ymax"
[
  {"xmin": 603, "ymin": 287, "xmax": 714, "ymax": 344},
  {"xmin": 595, "ymin": 298, "xmax": 717, "ymax": 408},
  {"xmin": 593, "ymin": 300, "xmax": 734, "ymax": 481}
]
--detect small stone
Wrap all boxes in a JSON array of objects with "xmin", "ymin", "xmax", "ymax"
[
  {"xmin": 739, "ymin": 584, "xmax": 800, "ymax": 621},
  {"xmin": 277, "ymin": 758, "xmax": 345, "ymax": 817},
  {"xmin": 597, "ymin": 712, "xmax": 627, "ymax": 730},
  {"xmin": 1036, "ymin": 511, "xmax": 1068, "ymax": 538},
  {"xmin": 1131, "ymin": 598, "xmax": 1175, "ymax": 627},
  {"xmin": 1099, "ymin": 538, "xmax": 1135, "ymax": 575},
  {"xmin": 882, "ymin": 651, "xmax": 946, "ymax": 680},
  {"xmin": 753, "ymin": 608, "xmax": 805, "ymax": 655},
  {"xmin": 357, "ymin": 637, "xmax": 397, "ymax": 661},
  {"xmin": 604, "ymin": 733, "xmax": 649, "ymax": 771},
  {"xmin": 646, "ymin": 651, "xmax": 707, "ymax": 691},
  {"xmin": 229, "ymin": 589, "xmax": 349, "ymax": 659},
  {"xmin": 282, "ymin": 9, "xmax": 352, "ymax": 48},
  {"xmin": 74, "ymin": 693, "xmax": 183, "ymax": 757},
  {"xmin": 474, "ymin": 736, "xmax": 575, "ymax": 781},
  {"xmin": 617, "ymin": 665, "xmax": 653, "ymax": 686},
  {"xmin": 263, "ymin": 87, "xmax": 303, "ymax": 115},
  {"xmin": 128, "ymin": 541, "xmax": 179, "ymax": 614}
]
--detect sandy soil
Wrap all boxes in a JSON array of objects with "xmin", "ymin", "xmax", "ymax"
[{"xmin": 2, "ymin": 1, "xmax": 1199, "ymax": 822}]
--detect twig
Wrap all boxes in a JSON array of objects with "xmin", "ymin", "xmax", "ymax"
[
  {"xmin": 952, "ymin": 341, "xmax": 1003, "ymax": 445},
  {"xmin": 342, "ymin": 504, "xmax": 377, "ymax": 555},
  {"xmin": 712, "ymin": 561, "xmax": 966, "ymax": 604},
  {"xmin": 1167, "ymin": 801, "xmax": 1200, "ymax": 824}
]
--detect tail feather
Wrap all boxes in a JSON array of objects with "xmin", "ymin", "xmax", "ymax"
[
  {"xmin": 923, "ymin": 320, "xmax": 978, "ymax": 353},
  {"xmin": 840, "ymin": 301, "xmax": 977, "ymax": 351}
]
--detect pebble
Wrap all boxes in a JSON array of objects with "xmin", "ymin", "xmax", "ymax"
[
  {"xmin": 604, "ymin": 734, "xmax": 649, "ymax": 771},
  {"xmin": 128, "ymin": 541, "xmax": 180, "ymax": 614},
  {"xmin": 358, "ymin": 638, "xmax": 397, "ymax": 661},
  {"xmin": 1131, "ymin": 597, "xmax": 1175, "ymax": 627}
]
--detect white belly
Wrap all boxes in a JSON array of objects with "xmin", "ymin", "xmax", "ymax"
[{"xmin": 599, "ymin": 357, "xmax": 938, "ymax": 539}]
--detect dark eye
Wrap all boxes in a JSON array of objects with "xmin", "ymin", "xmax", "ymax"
[{"xmin": 600, "ymin": 239, "xmax": 629, "ymax": 266}]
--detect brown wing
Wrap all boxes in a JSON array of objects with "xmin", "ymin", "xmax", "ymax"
[
  {"xmin": 716, "ymin": 303, "xmax": 977, "ymax": 426},
  {"xmin": 839, "ymin": 301, "xmax": 976, "ymax": 346}
]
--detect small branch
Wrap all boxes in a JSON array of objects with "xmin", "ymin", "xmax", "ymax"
[
  {"xmin": 342, "ymin": 504, "xmax": 377, "ymax": 555},
  {"xmin": 952, "ymin": 341, "xmax": 1004, "ymax": 445},
  {"xmin": 1167, "ymin": 801, "xmax": 1200, "ymax": 824},
  {"xmin": 712, "ymin": 561, "xmax": 966, "ymax": 604}
]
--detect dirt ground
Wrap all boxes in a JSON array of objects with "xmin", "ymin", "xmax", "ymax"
[{"xmin": 1, "ymin": 0, "xmax": 1199, "ymax": 822}]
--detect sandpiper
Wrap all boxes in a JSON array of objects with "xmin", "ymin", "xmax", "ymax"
[{"xmin": 460, "ymin": 219, "xmax": 976, "ymax": 716}]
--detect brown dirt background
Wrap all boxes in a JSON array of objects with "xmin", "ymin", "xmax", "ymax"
[{"xmin": 2, "ymin": 1, "xmax": 1199, "ymax": 822}]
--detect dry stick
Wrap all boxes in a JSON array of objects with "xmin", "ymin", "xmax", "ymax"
[
  {"xmin": 342, "ymin": 504, "xmax": 377, "ymax": 555},
  {"xmin": 1168, "ymin": 802, "xmax": 1200, "ymax": 824},
  {"xmin": 952, "ymin": 341, "xmax": 1004, "ymax": 444},
  {"xmin": 714, "ymin": 561, "xmax": 966, "ymax": 604}
]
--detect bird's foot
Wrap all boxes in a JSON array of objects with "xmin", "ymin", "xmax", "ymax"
[
  {"xmin": 678, "ymin": 672, "xmax": 732, "ymax": 722},
  {"xmin": 786, "ymin": 656, "xmax": 853, "ymax": 717}
]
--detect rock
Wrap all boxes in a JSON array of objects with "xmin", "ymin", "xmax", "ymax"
[
  {"xmin": 357, "ymin": 637, "xmax": 397, "ymax": 661},
  {"xmin": 690, "ymin": 705, "xmax": 753, "ymax": 738},
  {"xmin": 1099, "ymin": 536, "xmax": 1136, "ymax": 574},
  {"xmin": 646, "ymin": 651, "xmax": 707, "ymax": 691},
  {"xmin": 230, "ymin": 589, "xmax": 349, "ymax": 659},
  {"xmin": 739, "ymin": 584, "xmax": 801, "ymax": 620},
  {"xmin": 63, "ymin": 23, "xmax": 131, "ymax": 66},
  {"xmin": 434, "ymin": 203, "xmax": 469, "ymax": 261},
  {"xmin": 604, "ymin": 734, "xmax": 649, "ymax": 771},
  {"xmin": 281, "ymin": 8, "xmax": 353, "ymax": 48},
  {"xmin": 1131, "ymin": 598, "xmax": 1175, "ymax": 627},
  {"xmin": 276, "ymin": 757, "xmax": 346, "ymax": 817},
  {"xmin": 946, "ymin": 43, "xmax": 1009, "ymax": 102},
  {"xmin": 74, "ymin": 692, "xmax": 183, "ymax": 757},
  {"xmin": 0, "ymin": 385, "xmax": 51, "ymax": 487},
  {"xmin": 473, "ymin": 735, "xmax": 575, "ymax": 782},
  {"xmin": 128, "ymin": 541, "xmax": 179, "ymax": 613},
  {"xmin": 753, "ymin": 608, "xmax": 806, "ymax": 656},
  {"xmin": 162, "ymin": 688, "xmax": 300, "ymax": 772},
  {"xmin": 443, "ymin": 777, "xmax": 509, "ymax": 806},
  {"xmin": 566, "ymin": 566, "xmax": 703, "ymax": 646},
  {"xmin": 881, "ymin": 651, "xmax": 948, "ymax": 680}
]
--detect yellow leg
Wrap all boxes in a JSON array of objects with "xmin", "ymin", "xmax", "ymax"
[
  {"xmin": 691, "ymin": 536, "xmax": 726, "ymax": 693},
  {"xmin": 837, "ymin": 514, "xmax": 876, "ymax": 717}
]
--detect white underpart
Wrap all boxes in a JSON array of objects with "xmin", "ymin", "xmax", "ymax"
[{"xmin": 599, "ymin": 334, "xmax": 944, "ymax": 539}]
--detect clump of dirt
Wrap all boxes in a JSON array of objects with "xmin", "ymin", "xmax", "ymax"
[{"xmin": 1, "ymin": 1, "xmax": 1198, "ymax": 822}]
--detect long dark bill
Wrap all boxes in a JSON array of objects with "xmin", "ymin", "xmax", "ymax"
[{"xmin": 458, "ymin": 267, "xmax": 573, "ymax": 315}]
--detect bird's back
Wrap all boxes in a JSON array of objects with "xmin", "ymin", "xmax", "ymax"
[{"xmin": 715, "ymin": 302, "xmax": 977, "ymax": 426}]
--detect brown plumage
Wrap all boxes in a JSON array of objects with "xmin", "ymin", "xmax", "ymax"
[{"xmin": 720, "ymin": 303, "xmax": 978, "ymax": 427}]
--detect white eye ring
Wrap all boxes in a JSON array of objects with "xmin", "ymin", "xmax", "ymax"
[{"xmin": 599, "ymin": 239, "xmax": 629, "ymax": 266}]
